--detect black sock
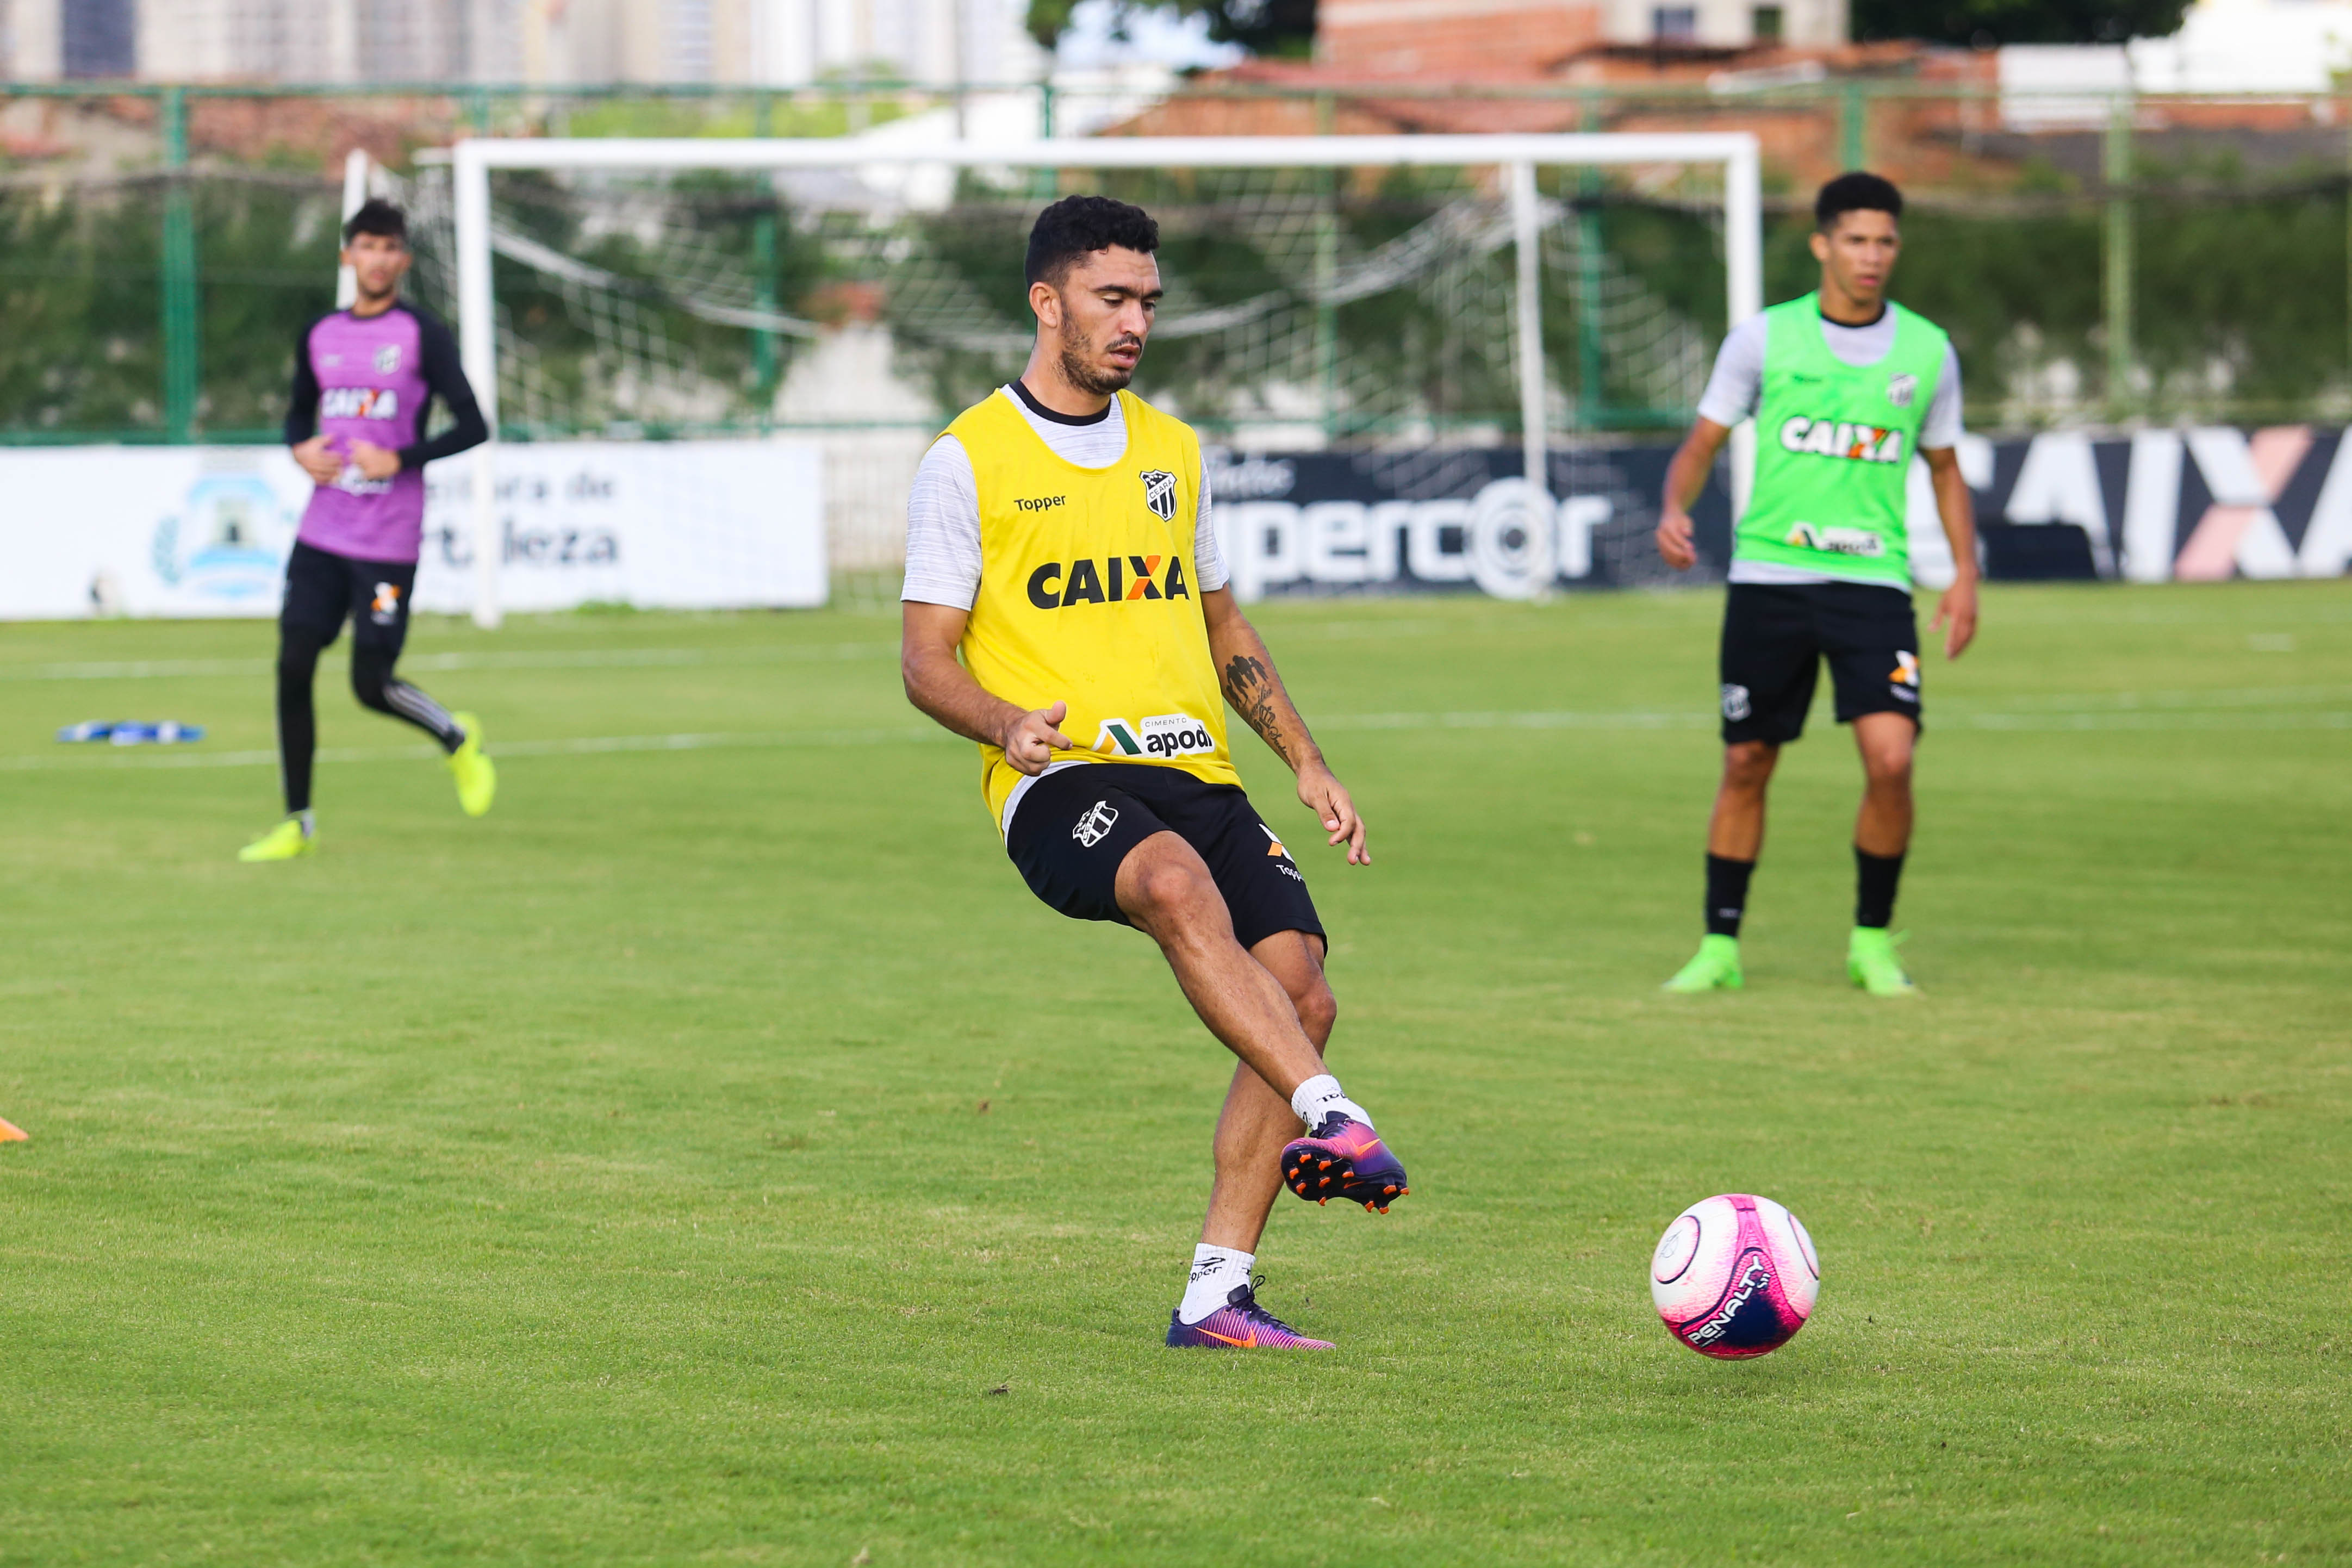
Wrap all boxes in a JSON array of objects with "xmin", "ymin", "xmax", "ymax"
[
  {"xmin": 1855, "ymin": 847, "xmax": 1905, "ymax": 930},
  {"xmin": 1704, "ymin": 854, "xmax": 1755, "ymax": 938}
]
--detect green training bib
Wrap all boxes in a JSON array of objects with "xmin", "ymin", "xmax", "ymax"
[{"xmin": 1735, "ymin": 293, "xmax": 1950, "ymax": 588}]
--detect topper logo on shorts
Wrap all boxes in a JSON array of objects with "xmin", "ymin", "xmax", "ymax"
[
  {"xmin": 1095, "ymin": 714, "xmax": 1215, "ymax": 760},
  {"xmin": 1777, "ymin": 416, "xmax": 1905, "ymax": 464},
  {"xmin": 1687, "ymin": 1259, "xmax": 1775, "ymax": 1346},
  {"xmin": 1783, "ymin": 521, "xmax": 1887, "ymax": 557},
  {"xmin": 1025, "ymin": 555, "xmax": 1191, "ymax": 609},
  {"xmin": 1889, "ymin": 649, "xmax": 1920, "ymax": 700},
  {"xmin": 1073, "ymin": 800, "xmax": 1119, "ymax": 848},
  {"xmin": 1012, "ymin": 494, "xmax": 1066, "ymax": 513},
  {"xmin": 320, "ymin": 387, "xmax": 400, "ymax": 420},
  {"xmin": 1260, "ymin": 823, "xmax": 1305, "ymax": 882},
  {"xmin": 1140, "ymin": 469, "xmax": 1178, "ymax": 521}
]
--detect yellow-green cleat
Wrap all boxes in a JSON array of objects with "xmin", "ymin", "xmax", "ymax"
[
  {"xmin": 447, "ymin": 711, "xmax": 496, "ymax": 817},
  {"xmin": 1848, "ymin": 927, "xmax": 1917, "ymax": 995},
  {"xmin": 237, "ymin": 817, "xmax": 315, "ymax": 862},
  {"xmin": 1663, "ymin": 933, "xmax": 1743, "ymax": 993}
]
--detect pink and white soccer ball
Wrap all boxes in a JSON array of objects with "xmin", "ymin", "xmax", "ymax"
[{"xmin": 1650, "ymin": 1193, "xmax": 1820, "ymax": 1359}]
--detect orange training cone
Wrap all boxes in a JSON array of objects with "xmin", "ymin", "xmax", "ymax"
[{"xmin": 0, "ymin": 1116, "xmax": 27, "ymax": 1142}]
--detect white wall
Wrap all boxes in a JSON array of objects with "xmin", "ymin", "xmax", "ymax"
[{"xmin": 3, "ymin": 0, "xmax": 63, "ymax": 78}]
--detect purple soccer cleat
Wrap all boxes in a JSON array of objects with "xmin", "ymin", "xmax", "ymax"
[
  {"xmin": 1281, "ymin": 1112, "xmax": 1409, "ymax": 1213},
  {"xmin": 1166, "ymin": 1280, "xmax": 1334, "ymax": 1350}
]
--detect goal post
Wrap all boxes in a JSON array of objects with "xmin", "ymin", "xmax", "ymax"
[{"xmin": 447, "ymin": 131, "xmax": 1763, "ymax": 627}]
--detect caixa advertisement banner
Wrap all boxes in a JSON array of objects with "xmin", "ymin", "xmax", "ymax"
[
  {"xmin": 1207, "ymin": 425, "xmax": 2352, "ymax": 601},
  {"xmin": 0, "ymin": 440, "xmax": 826, "ymax": 620}
]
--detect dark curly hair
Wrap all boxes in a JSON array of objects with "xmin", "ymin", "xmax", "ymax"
[
  {"xmin": 1815, "ymin": 172, "xmax": 1902, "ymax": 232},
  {"xmin": 1024, "ymin": 195, "xmax": 1159, "ymax": 288},
  {"xmin": 343, "ymin": 197, "xmax": 409, "ymax": 246}
]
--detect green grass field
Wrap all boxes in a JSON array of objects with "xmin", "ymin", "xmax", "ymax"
[{"xmin": 2, "ymin": 581, "xmax": 2347, "ymax": 1566}]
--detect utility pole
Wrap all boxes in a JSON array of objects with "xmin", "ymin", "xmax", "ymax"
[
  {"xmin": 159, "ymin": 85, "xmax": 200, "ymax": 441},
  {"xmin": 2104, "ymin": 92, "xmax": 2136, "ymax": 418}
]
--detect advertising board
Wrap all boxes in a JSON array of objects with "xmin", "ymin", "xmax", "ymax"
[{"xmin": 0, "ymin": 440, "xmax": 826, "ymax": 620}]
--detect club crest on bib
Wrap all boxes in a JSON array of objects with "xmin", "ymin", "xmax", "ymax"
[
  {"xmin": 1140, "ymin": 469, "xmax": 1178, "ymax": 521},
  {"xmin": 1886, "ymin": 371, "xmax": 1917, "ymax": 408}
]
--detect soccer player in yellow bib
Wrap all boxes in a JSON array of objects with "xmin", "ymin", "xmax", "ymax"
[{"xmin": 901, "ymin": 197, "xmax": 1407, "ymax": 1352}]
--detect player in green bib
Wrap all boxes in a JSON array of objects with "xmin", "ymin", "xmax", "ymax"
[{"xmin": 1654, "ymin": 173, "xmax": 1980, "ymax": 995}]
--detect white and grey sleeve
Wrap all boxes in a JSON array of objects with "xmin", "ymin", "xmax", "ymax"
[
  {"xmin": 1193, "ymin": 457, "xmax": 1229, "ymax": 592},
  {"xmin": 900, "ymin": 434, "xmax": 984, "ymax": 610},
  {"xmin": 1693, "ymin": 314, "xmax": 1769, "ymax": 428},
  {"xmin": 1919, "ymin": 344, "xmax": 1965, "ymax": 450}
]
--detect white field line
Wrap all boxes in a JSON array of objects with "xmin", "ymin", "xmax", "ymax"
[
  {"xmin": 0, "ymin": 642, "xmax": 899, "ymax": 682},
  {"xmin": 6, "ymin": 643, "xmax": 2347, "ymax": 723},
  {"xmin": 7, "ymin": 706, "xmax": 2348, "ymax": 774},
  {"xmin": 0, "ymin": 725, "xmax": 945, "ymax": 772}
]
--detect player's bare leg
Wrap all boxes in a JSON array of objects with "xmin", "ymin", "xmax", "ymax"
[
  {"xmin": 1666, "ymin": 741, "xmax": 1778, "ymax": 992},
  {"xmin": 1123, "ymin": 837, "xmax": 1404, "ymax": 1347},
  {"xmin": 1200, "ymin": 930, "xmax": 1334, "ymax": 1254},
  {"xmin": 1849, "ymin": 713, "xmax": 1919, "ymax": 993},
  {"xmin": 1708, "ymin": 740, "xmax": 1779, "ymax": 860},
  {"xmin": 1117, "ymin": 831, "xmax": 1328, "ymax": 1098},
  {"xmin": 1851, "ymin": 713, "xmax": 1914, "ymax": 855},
  {"xmin": 1117, "ymin": 833, "xmax": 1397, "ymax": 1209}
]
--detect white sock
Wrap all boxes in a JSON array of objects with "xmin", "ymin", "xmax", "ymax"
[
  {"xmin": 1178, "ymin": 1244, "xmax": 1255, "ymax": 1324},
  {"xmin": 1290, "ymin": 1073, "xmax": 1372, "ymax": 1131},
  {"xmin": 294, "ymin": 810, "xmax": 315, "ymax": 837}
]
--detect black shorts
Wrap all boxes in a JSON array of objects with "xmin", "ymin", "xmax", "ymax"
[
  {"xmin": 281, "ymin": 540, "xmax": 418, "ymax": 658},
  {"xmin": 1719, "ymin": 581, "xmax": 1922, "ymax": 745},
  {"xmin": 1004, "ymin": 763, "xmax": 1324, "ymax": 952}
]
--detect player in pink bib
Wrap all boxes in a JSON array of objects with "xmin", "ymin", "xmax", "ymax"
[{"xmin": 238, "ymin": 200, "xmax": 498, "ymax": 862}]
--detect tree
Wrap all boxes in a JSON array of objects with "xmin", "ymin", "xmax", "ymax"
[
  {"xmin": 1852, "ymin": 0, "xmax": 2189, "ymax": 45},
  {"xmin": 1024, "ymin": 0, "xmax": 1317, "ymax": 58}
]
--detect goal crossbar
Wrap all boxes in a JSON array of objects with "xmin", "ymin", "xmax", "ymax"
[{"xmin": 448, "ymin": 132, "xmax": 1763, "ymax": 626}]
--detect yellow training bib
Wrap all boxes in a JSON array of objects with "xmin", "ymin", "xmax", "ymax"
[{"xmin": 948, "ymin": 388, "xmax": 1236, "ymax": 827}]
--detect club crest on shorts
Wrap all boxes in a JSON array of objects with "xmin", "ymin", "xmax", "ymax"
[
  {"xmin": 1886, "ymin": 371, "xmax": 1916, "ymax": 408},
  {"xmin": 370, "ymin": 581, "xmax": 402, "ymax": 625},
  {"xmin": 1721, "ymin": 683, "xmax": 1752, "ymax": 721},
  {"xmin": 1139, "ymin": 469, "xmax": 1178, "ymax": 521},
  {"xmin": 1073, "ymin": 800, "xmax": 1119, "ymax": 848}
]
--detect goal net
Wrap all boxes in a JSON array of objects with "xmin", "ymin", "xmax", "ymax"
[{"xmin": 392, "ymin": 133, "xmax": 1760, "ymax": 621}]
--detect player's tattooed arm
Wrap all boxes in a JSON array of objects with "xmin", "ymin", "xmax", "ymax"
[
  {"xmin": 1203, "ymin": 587, "xmax": 1369, "ymax": 864},
  {"xmin": 1219, "ymin": 650, "xmax": 1298, "ymax": 767}
]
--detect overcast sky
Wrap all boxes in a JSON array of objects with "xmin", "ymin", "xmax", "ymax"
[{"xmin": 1053, "ymin": 0, "xmax": 1249, "ymax": 70}]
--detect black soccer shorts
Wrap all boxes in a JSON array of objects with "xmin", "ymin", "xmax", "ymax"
[
  {"xmin": 1004, "ymin": 762, "xmax": 1325, "ymax": 951},
  {"xmin": 1718, "ymin": 580, "xmax": 1922, "ymax": 745},
  {"xmin": 280, "ymin": 539, "xmax": 418, "ymax": 661}
]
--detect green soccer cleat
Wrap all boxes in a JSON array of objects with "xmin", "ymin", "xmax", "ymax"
[
  {"xmin": 1847, "ymin": 927, "xmax": 1917, "ymax": 995},
  {"xmin": 447, "ymin": 711, "xmax": 496, "ymax": 818},
  {"xmin": 1663, "ymin": 934, "xmax": 1744, "ymax": 993},
  {"xmin": 237, "ymin": 817, "xmax": 315, "ymax": 862}
]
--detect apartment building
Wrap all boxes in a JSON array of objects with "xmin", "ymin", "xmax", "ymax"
[{"xmin": 0, "ymin": 0, "xmax": 1046, "ymax": 84}]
